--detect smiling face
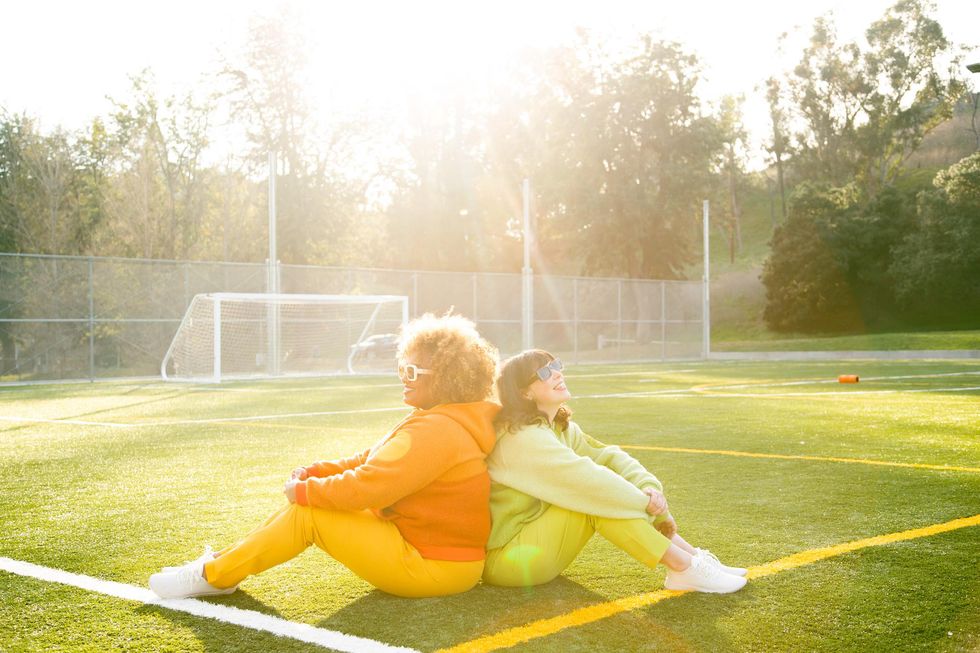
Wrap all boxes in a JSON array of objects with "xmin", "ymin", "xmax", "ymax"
[
  {"xmin": 524, "ymin": 356, "xmax": 571, "ymax": 419},
  {"xmin": 398, "ymin": 351, "xmax": 438, "ymax": 410}
]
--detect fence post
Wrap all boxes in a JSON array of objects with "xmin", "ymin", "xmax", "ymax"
[
  {"xmin": 702, "ymin": 200, "xmax": 711, "ymax": 359},
  {"xmin": 412, "ymin": 272, "xmax": 419, "ymax": 318},
  {"xmin": 522, "ymin": 178, "xmax": 534, "ymax": 350},
  {"xmin": 213, "ymin": 298, "xmax": 222, "ymax": 383},
  {"xmin": 617, "ymin": 279, "xmax": 623, "ymax": 360},
  {"xmin": 660, "ymin": 281, "xmax": 667, "ymax": 361},
  {"xmin": 573, "ymin": 278, "xmax": 579, "ymax": 364},
  {"xmin": 472, "ymin": 273, "xmax": 478, "ymax": 321},
  {"xmin": 88, "ymin": 257, "xmax": 95, "ymax": 381}
]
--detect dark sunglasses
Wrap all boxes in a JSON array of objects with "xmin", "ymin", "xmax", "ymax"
[{"xmin": 530, "ymin": 358, "xmax": 563, "ymax": 383}]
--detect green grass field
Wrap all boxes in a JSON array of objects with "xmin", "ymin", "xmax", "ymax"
[
  {"xmin": 2, "ymin": 360, "xmax": 979, "ymax": 652},
  {"xmin": 712, "ymin": 328, "xmax": 980, "ymax": 352}
]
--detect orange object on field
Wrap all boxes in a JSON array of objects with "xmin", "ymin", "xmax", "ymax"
[{"xmin": 838, "ymin": 374, "xmax": 860, "ymax": 383}]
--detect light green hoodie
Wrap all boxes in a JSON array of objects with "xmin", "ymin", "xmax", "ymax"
[{"xmin": 486, "ymin": 420, "xmax": 667, "ymax": 550}]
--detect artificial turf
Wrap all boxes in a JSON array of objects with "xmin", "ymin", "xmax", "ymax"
[{"xmin": 1, "ymin": 360, "xmax": 978, "ymax": 652}]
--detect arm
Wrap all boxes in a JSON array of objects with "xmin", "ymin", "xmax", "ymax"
[
  {"xmin": 297, "ymin": 449, "xmax": 372, "ymax": 479},
  {"xmin": 489, "ymin": 424, "xmax": 650, "ymax": 520},
  {"xmin": 290, "ymin": 449, "xmax": 370, "ymax": 481},
  {"xmin": 293, "ymin": 415, "xmax": 467, "ymax": 511},
  {"xmin": 570, "ymin": 423, "xmax": 664, "ymax": 493}
]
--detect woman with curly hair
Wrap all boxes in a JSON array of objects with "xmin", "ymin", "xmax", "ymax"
[
  {"xmin": 150, "ymin": 313, "xmax": 500, "ymax": 599},
  {"xmin": 483, "ymin": 349, "xmax": 746, "ymax": 594}
]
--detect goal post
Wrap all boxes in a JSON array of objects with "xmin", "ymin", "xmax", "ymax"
[{"xmin": 161, "ymin": 293, "xmax": 409, "ymax": 382}]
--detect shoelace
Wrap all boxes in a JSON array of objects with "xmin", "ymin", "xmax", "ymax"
[
  {"xmin": 699, "ymin": 549, "xmax": 723, "ymax": 567},
  {"xmin": 692, "ymin": 553, "xmax": 723, "ymax": 579},
  {"xmin": 163, "ymin": 545, "xmax": 214, "ymax": 573},
  {"xmin": 175, "ymin": 561, "xmax": 204, "ymax": 586}
]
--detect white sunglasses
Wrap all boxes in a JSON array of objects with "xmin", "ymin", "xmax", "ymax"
[{"xmin": 398, "ymin": 363, "xmax": 433, "ymax": 382}]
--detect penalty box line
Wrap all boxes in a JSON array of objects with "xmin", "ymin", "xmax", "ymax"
[
  {"xmin": 620, "ymin": 445, "xmax": 980, "ymax": 474},
  {"xmin": 437, "ymin": 513, "xmax": 980, "ymax": 653},
  {"xmin": 0, "ymin": 557, "xmax": 418, "ymax": 653}
]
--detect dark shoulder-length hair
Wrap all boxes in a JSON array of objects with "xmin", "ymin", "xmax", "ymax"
[{"xmin": 494, "ymin": 349, "xmax": 571, "ymax": 434}]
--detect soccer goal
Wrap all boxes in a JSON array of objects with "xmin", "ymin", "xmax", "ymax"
[{"xmin": 161, "ymin": 293, "xmax": 409, "ymax": 382}]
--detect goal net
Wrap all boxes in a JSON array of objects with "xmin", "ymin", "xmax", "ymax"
[{"xmin": 161, "ymin": 293, "xmax": 409, "ymax": 382}]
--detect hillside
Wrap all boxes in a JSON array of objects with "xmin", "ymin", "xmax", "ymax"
[{"xmin": 706, "ymin": 100, "xmax": 980, "ymax": 343}]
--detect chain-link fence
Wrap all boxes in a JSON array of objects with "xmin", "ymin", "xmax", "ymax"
[{"xmin": 0, "ymin": 253, "xmax": 705, "ymax": 383}]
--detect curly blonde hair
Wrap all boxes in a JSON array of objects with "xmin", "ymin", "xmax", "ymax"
[{"xmin": 397, "ymin": 313, "xmax": 498, "ymax": 405}]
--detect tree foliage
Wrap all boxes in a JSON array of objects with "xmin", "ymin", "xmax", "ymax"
[
  {"xmin": 891, "ymin": 152, "xmax": 980, "ymax": 324},
  {"xmin": 761, "ymin": 183, "xmax": 864, "ymax": 332},
  {"xmin": 762, "ymin": 153, "xmax": 979, "ymax": 333},
  {"xmin": 779, "ymin": 0, "xmax": 965, "ymax": 197},
  {"xmin": 496, "ymin": 34, "xmax": 721, "ymax": 278},
  {"xmin": 1, "ymin": 0, "xmax": 977, "ymax": 335}
]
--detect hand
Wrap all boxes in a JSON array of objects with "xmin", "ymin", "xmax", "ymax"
[
  {"xmin": 283, "ymin": 478, "xmax": 299, "ymax": 503},
  {"xmin": 290, "ymin": 467, "xmax": 308, "ymax": 481},
  {"xmin": 655, "ymin": 514, "xmax": 677, "ymax": 539},
  {"xmin": 643, "ymin": 488, "xmax": 668, "ymax": 516}
]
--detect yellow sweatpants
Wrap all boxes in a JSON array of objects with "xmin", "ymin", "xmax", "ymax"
[
  {"xmin": 203, "ymin": 503, "xmax": 484, "ymax": 598},
  {"xmin": 483, "ymin": 505, "xmax": 672, "ymax": 587}
]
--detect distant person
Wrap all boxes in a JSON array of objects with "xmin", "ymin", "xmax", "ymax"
[
  {"xmin": 483, "ymin": 349, "xmax": 747, "ymax": 593},
  {"xmin": 150, "ymin": 314, "xmax": 499, "ymax": 599}
]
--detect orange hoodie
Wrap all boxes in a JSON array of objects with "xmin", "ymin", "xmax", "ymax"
[{"xmin": 293, "ymin": 401, "xmax": 499, "ymax": 562}]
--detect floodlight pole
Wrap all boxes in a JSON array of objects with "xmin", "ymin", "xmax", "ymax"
[
  {"xmin": 522, "ymin": 178, "xmax": 534, "ymax": 351},
  {"xmin": 268, "ymin": 151, "xmax": 281, "ymax": 376},
  {"xmin": 268, "ymin": 151, "xmax": 279, "ymax": 294},
  {"xmin": 702, "ymin": 200, "xmax": 711, "ymax": 359}
]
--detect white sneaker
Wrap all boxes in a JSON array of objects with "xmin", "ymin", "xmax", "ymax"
[
  {"xmin": 161, "ymin": 546, "xmax": 218, "ymax": 572},
  {"xmin": 664, "ymin": 551, "xmax": 747, "ymax": 593},
  {"xmin": 696, "ymin": 547, "xmax": 748, "ymax": 577},
  {"xmin": 149, "ymin": 547, "xmax": 236, "ymax": 599}
]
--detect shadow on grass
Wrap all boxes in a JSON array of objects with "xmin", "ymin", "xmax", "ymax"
[
  {"xmin": 133, "ymin": 577, "xmax": 623, "ymax": 652},
  {"xmin": 316, "ymin": 576, "xmax": 667, "ymax": 651},
  {"xmin": 135, "ymin": 590, "xmax": 323, "ymax": 653}
]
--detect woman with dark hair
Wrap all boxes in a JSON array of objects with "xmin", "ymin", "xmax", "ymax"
[
  {"xmin": 484, "ymin": 349, "xmax": 746, "ymax": 593},
  {"xmin": 150, "ymin": 313, "xmax": 499, "ymax": 599}
]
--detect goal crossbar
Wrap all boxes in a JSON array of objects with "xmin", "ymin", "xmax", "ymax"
[{"xmin": 161, "ymin": 293, "xmax": 409, "ymax": 383}]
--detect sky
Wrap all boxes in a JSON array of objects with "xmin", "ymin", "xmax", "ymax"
[{"xmin": 2, "ymin": 0, "xmax": 978, "ymax": 162}]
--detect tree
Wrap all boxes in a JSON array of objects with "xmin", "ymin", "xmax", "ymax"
[
  {"xmin": 508, "ymin": 34, "xmax": 722, "ymax": 279},
  {"xmin": 761, "ymin": 183, "xmax": 864, "ymax": 332},
  {"xmin": 856, "ymin": 0, "xmax": 966, "ymax": 192},
  {"xmin": 891, "ymin": 152, "xmax": 980, "ymax": 324},
  {"xmin": 718, "ymin": 95, "xmax": 748, "ymax": 262},
  {"xmin": 220, "ymin": 11, "xmax": 391, "ymax": 266},
  {"xmin": 384, "ymin": 88, "xmax": 494, "ymax": 271},
  {"xmin": 783, "ymin": 0, "xmax": 965, "ymax": 196},
  {"xmin": 764, "ymin": 77, "xmax": 790, "ymax": 222},
  {"xmin": 0, "ymin": 113, "xmax": 96, "ymax": 255},
  {"xmin": 0, "ymin": 113, "xmax": 33, "ymax": 252},
  {"xmin": 101, "ymin": 71, "xmax": 213, "ymax": 259}
]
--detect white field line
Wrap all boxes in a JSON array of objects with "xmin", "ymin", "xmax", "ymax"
[
  {"xmin": 564, "ymin": 369, "xmax": 696, "ymax": 378},
  {"xmin": 8, "ymin": 370, "xmax": 977, "ymax": 428},
  {"xmin": 579, "ymin": 385, "xmax": 980, "ymax": 400},
  {"xmin": 0, "ymin": 406, "xmax": 409, "ymax": 429},
  {"xmin": 0, "ymin": 557, "xmax": 418, "ymax": 653},
  {"xmin": 152, "ymin": 406, "xmax": 408, "ymax": 426},
  {"xmin": 691, "ymin": 370, "xmax": 980, "ymax": 392},
  {"xmin": 576, "ymin": 370, "xmax": 980, "ymax": 400},
  {"xmin": 0, "ymin": 415, "xmax": 133, "ymax": 428},
  {"xmin": 190, "ymin": 382, "xmax": 404, "ymax": 393}
]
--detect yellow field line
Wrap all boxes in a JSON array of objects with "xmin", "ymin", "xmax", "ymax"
[
  {"xmin": 438, "ymin": 514, "xmax": 980, "ymax": 653},
  {"xmin": 620, "ymin": 445, "xmax": 980, "ymax": 474}
]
